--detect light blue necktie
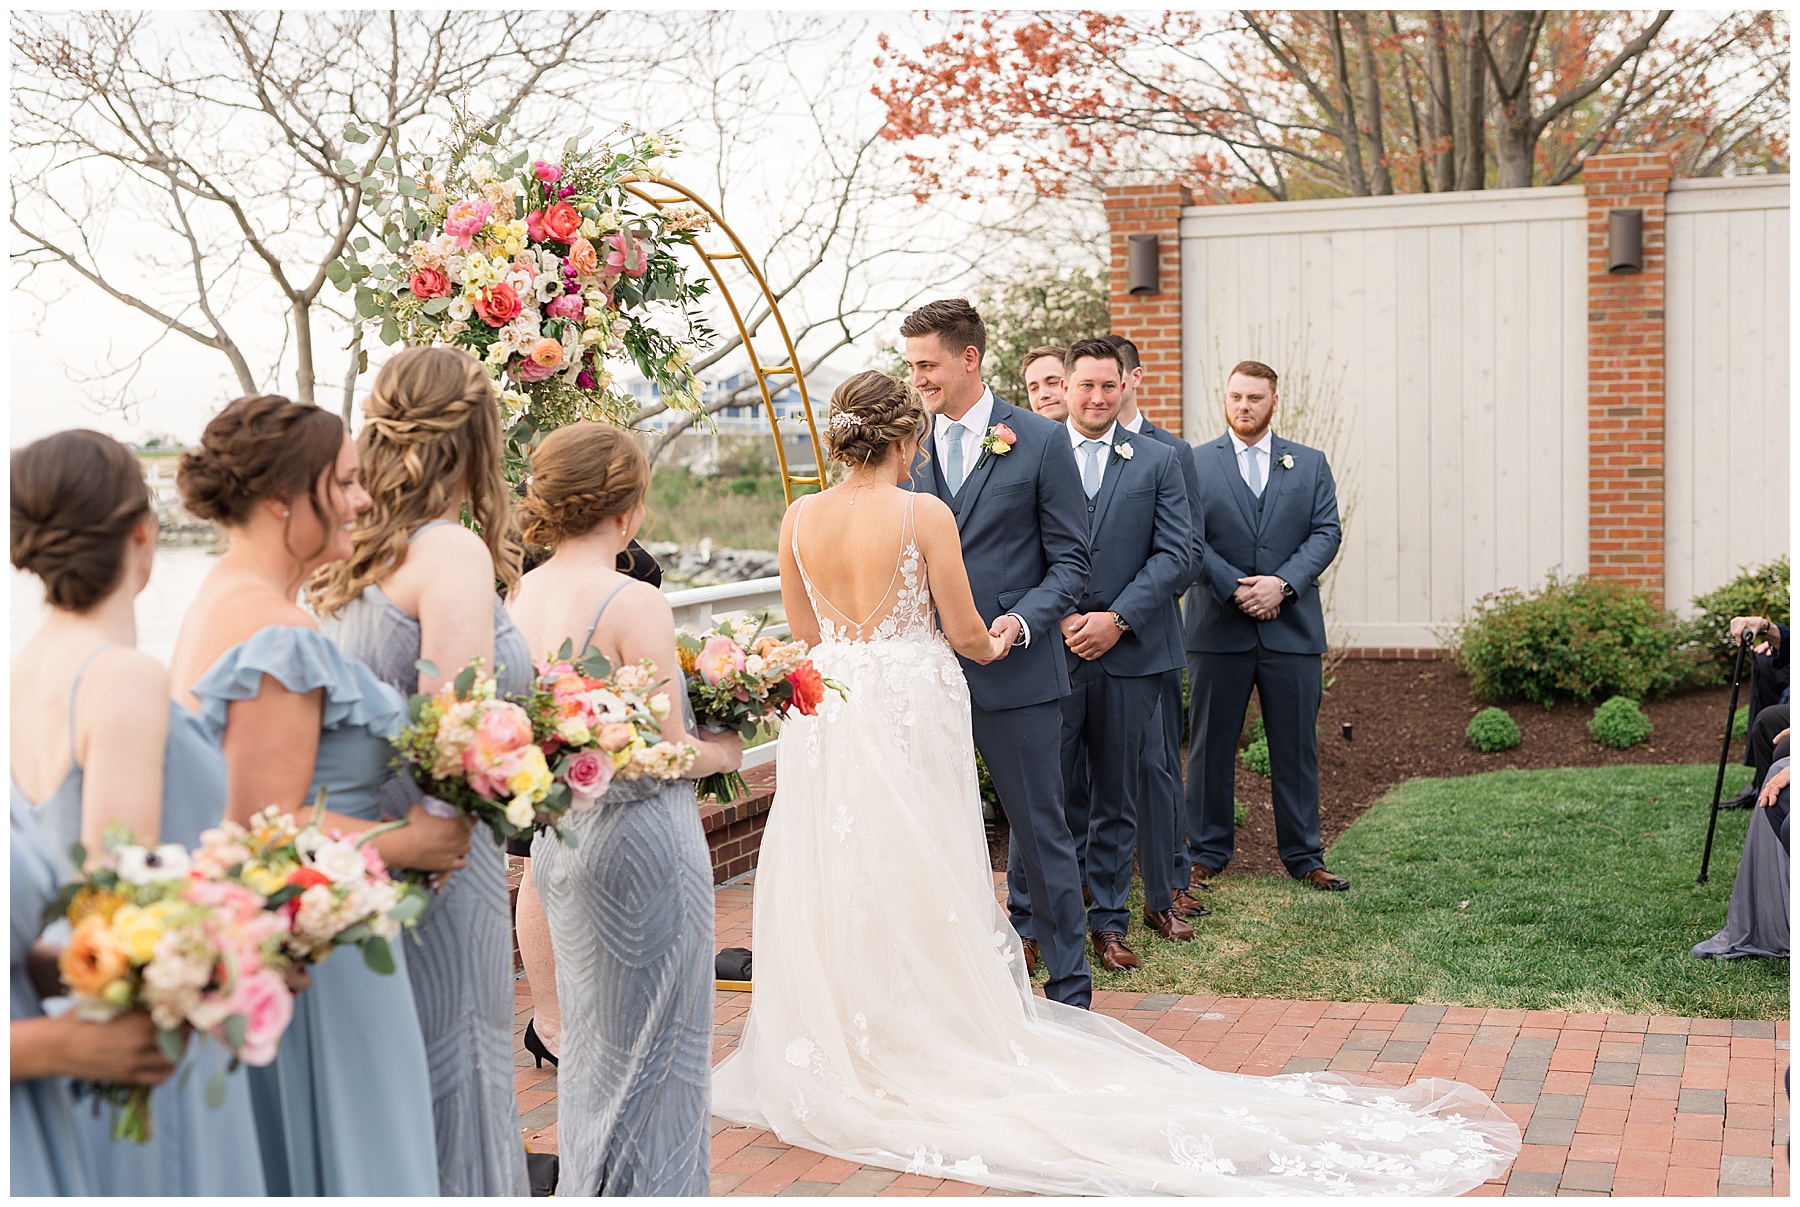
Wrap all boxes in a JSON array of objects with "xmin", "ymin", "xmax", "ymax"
[
  {"xmin": 1245, "ymin": 445, "xmax": 1264, "ymax": 497},
  {"xmin": 1080, "ymin": 439, "xmax": 1105, "ymax": 499},
  {"xmin": 944, "ymin": 421, "xmax": 966, "ymax": 494}
]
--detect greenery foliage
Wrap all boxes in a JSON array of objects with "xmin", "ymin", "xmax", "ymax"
[
  {"xmin": 1589, "ymin": 696, "xmax": 1654, "ymax": 749},
  {"xmin": 973, "ymin": 266, "xmax": 1110, "ymax": 404},
  {"xmin": 1240, "ymin": 734, "xmax": 1271, "ymax": 777},
  {"xmin": 641, "ymin": 439, "xmax": 812, "ymax": 550},
  {"xmin": 1447, "ymin": 572, "xmax": 1704, "ymax": 706},
  {"xmin": 1233, "ymin": 798, "xmax": 1248, "ymax": 827},
  {"xmin": 1465, "ymin": 707, "xmax": 1523, "ymax": 753},
  {"xmin": 1686, "ymin": 557, "xmax": 1790, "ymax": 668},
  {"xmin": 1733, "ymin": 706, "xmax": 1750, "ymax": 743},
  {"xmin": 1244, "ymin": 714, "xmax": 1265, "ymax": 746}
]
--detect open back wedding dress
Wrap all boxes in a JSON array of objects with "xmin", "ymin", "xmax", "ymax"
[{"xmin": 710, "ymin": 494, "xmax": 1520, "ymax": 1196}]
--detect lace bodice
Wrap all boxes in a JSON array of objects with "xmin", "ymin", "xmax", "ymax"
[{"xmin": 792, "ymin": 493, "xmax": 935, "ymax": 645}]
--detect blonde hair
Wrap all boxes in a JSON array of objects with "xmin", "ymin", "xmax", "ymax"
[
  {"xmin": 516, "ymin": 422, "xmax": 650, "ymax": 547},
  {"xmin": 309, "ymin": 346, "xmax": 520, "ymax": 615},
  {"xmin": 823, "ymin": 371, "xmax": 927, "ymax": 467}
]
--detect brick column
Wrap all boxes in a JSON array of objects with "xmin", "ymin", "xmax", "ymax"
[
  {"xmin": 1104, "ymin": 183, "xmax": 1191, "ymax": 436},
  {"xmin": 1583, "ymin": 153, "xmax": 1672, "ymax": 603}
]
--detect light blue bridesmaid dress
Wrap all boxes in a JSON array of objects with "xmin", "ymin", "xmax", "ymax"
[
  {"xmin": 11, "ymin": 790, "xmax": 92, "ymax": 1196},
  {"xmin": 320, "ymin": 519, "xmax": 532, "ymax": 1196},
  {"xmin": 191, "ymin": 625, "xmax": 440, "ymax": 1196},
  {"xmin": 22, "ymin": 647, "xmax": 266, "ymax": 1196}
]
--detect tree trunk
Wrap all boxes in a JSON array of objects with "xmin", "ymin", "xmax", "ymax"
[
  {"xmin": 292, "ymin": 298, "xmax": 315, "ymax": 404},
  {"xmin": 1454, "ymin": 11, "xmax": 1488, "ymax": 191},
  {"xmin": 1490, "ymin": 11, "xmax": 1542, "ymax": 189},
  {"xmin": 1426, "ymin": 12, "xmax": 1457, "ymax": 192},
  {"xmin": 1325, "ymin": 13, "xmax": 1371, "ymax": 196},
  {"xmin": 341, "ymin": 328, "xmax": 363, "ymax": 425},
  {"xmin": 1348, "ymin": 12, "xmax": 1393, "ymax": 195}
]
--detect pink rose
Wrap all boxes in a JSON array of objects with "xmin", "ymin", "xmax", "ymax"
[
  {"xmin": 228, "ymin": 969, "xmax": 294, "ymax": 1067},
  {"xmin": 537, "ymin": 660, "xmax": 575, "ymax": 680},
  {"xmin": 443, "ymin": 199, "xmax": 494, "ymax": 249},
  {"xmin": 695, "ymin": 635, "xmax": 747, "ymax": 686},
  {"xmin": 992, "ymin": 423, "xmax": 1017, "ymax": 446},
  {"xmin": 546, "ymin": 294, "xmax": 584, "ymax": 321},
  {"xmin": 596, "ymin": 722, "xmax": 632, "ymax": 751},
  {"xmin": 525, "ymin": 210, "xmax": 546, "ymax": 243},
  {"xmin": 605, "ymin": 232, "xmax": 650, "ymax": 278},
  {"xmin": 476, "ymin": 701, "xmax": 533, "ymax": 752},
  {"xmin": 515, "ymin": 357, "xmax": 557, "ymax": 383},
  {"xmin": 360, "ymin": 843, "xmax": 387, "ymax": 879},
  {"xmin": 532, "ymin": 160, "xmax": 563, "ymax": 184},
  {"xmin": 409, "ymin": 269, "xmax": 450, "ymax": 299},
  {"xmin": 563, "ymin": 749, "xmax": 614, "ymax": 811}
]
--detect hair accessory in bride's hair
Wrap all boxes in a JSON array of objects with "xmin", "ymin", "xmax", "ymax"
[{"xmin": 828, "ymin": 410, "xmax": 864, "ymax": 432}]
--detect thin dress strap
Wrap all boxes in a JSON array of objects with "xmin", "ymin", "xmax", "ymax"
[
  {"xmin": 791, "ymin": 494, "xmax": 916, "ymax": 641},
  {"xmin": 408, "ymin": 519, "xmax": 457, "ymax": 542},
  {"xmin": 579, "ymin": 578, "xmax": 635, "ymax": 654},
  {"xmin": 66, "ymin": 643, "xmax": 112, "ymax": 771}
]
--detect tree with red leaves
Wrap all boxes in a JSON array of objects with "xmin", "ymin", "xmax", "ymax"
[{"xmin": 875, "ymin": 10, "xmax": 1788, "ymax": 203}]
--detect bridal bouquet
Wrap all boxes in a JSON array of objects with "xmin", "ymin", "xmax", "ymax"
[
  {"xmin": 192, "ymin": 801, "xmax": 427, "ymax": 973},
  {"xmin": 390, "ymin": 660, "xmax": 566, "ymax": 847},
  {"xmin": 327, "ymin": 117, "xmax": 715, "ymax": 476},
  {"xmin": 43, "ymin": 827, "xmax": 296, "ymax": 1141},
  {"xmin": 678, "ymin": 613, "xmax": 840, "ymax": 801},
  {"xmin": 523, "ymin": 640, "xmax": 697, "ymax": 815}
]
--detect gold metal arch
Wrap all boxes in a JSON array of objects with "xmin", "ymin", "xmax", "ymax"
[{"xmin": 620, "ymin": 174, "xmax": 824, "ymax": 504}]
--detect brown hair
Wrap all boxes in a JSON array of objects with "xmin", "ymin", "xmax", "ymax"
[
  {"xmin": 177, "ymin": 395, "xmax": 346, "ymax": 561},
  {"xmin": 516, "ymin": 422, "xmax": 650, "ymax": 547},
  {"xmin": 1063, "ymin": 337, "xmax": 1125, "ymax": 377},
  {"xmin": 898, "ymin": 297, "xmax": 987, "ymax": 361},
  {"xmin": 823, "ymin": 371, "xmax": 927, "ymax": 468},
  {"xmin": 309, "ymin": 347, "xmax": 520, "ymax": 614},
  {"xmin": 11, "ymin": 430, "xmax": 153, "ymax": 612},
  {"xmin": 1101, "ymin": 333, "xmax": 1141, "ymax": 373},
  {"xmin": 1229, "ymin": 359, "xmax": 1279, "ymax": 391},
  {"xmin": 1022, "ymin": 345, "xmax": 1068, "ymax": 374}
]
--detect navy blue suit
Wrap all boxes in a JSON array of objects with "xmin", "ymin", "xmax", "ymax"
[
  {"xmin": 1009, "ymin": 424, "xmax": 1190, "ymax": 938},
  {"xmin": 909, "ymin": 395, "xmax": 1094, "ymax": 1006},
  {"xmin": 1182, "ymin": 432, "xmax": 1341, "ymax": 879}
]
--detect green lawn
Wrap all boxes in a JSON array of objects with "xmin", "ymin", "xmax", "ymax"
[{"xmin": 1084, "ymin": 764, "xmax": 1787, "ymax": 1020}]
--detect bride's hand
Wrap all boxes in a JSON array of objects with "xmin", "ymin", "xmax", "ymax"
[{"xmin": 980, "ymin": 631, "xmax": 1009, "ymax": 664}]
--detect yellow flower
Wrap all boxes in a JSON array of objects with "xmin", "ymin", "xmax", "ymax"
[
  {"xmin": 463, "ymin": 253, "xmax": 494, "ymax": 289},
  {"xmin": 241, "ymin": 863, "xmax": 290, "ymax": 897},
  {"xmin": 502, "ymin": 236, "xmax": 524, "ymax": 258},
  {"xmin": 110, "ymin": 903, "xmax": 171, "ymax": 964},
  {"xmin": 505, "ymin": 746, "xmax": 554, "ymax": 807},
  {"xmin": 68, "ymin": 886, "xmax": 127, "ymax": 925}
]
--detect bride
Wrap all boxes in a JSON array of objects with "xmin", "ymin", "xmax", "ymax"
[{"xmin": 710, "ymin": 371, "xmax": 1520, "ymax": 1196}]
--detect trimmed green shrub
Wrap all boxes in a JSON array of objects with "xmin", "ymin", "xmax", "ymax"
[
  {"xmin": 1733, "ymin": 706, "xmax": 1749, "ymax": 742},
  {"xmin": 1240, "ymin": 734, "xmax": 1270, "ymax": 777},
  {"xmin": 1244, "ymin": 714, "xmax": 1265, "ymax": 746},
  {"xmin": 1589, "ymin": 696, "xmax": 1653, "ymax": 749},
  {"xmin": 1687, "ymin": 557, "xmax": 1789, "ymax": 668},
  {"xmin": 1233, "ymin": 799, "xmax": 1248, "ymax": 827},
  {"xmin": 1466, "ymin": 707, "xmax": 1522, "ymax": 753},
  {"xmin": 1447, "ymin": 572, "xmax": 1704, "ymax": 706}
]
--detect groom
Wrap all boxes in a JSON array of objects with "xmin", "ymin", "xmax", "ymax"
[{"xmin": 902, "ymin": 298, "xmax": 1095, "ymax": 1008}]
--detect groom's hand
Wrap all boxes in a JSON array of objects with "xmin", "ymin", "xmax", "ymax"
[
  {"xmin": 988, "ymin": 614, "xmax": 1022, "ymax": 659},
  {"xmin": 1063, "ymin": 612, "xmax": 1122, "ymax": 660}
]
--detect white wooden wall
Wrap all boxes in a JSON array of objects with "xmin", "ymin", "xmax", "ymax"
[
  {"xmin": 1664, "ymin": 177, "xmax": 1790, "ymax": 614},
  {"xmin": 1180, "ymin": 187, "xmax": 1590, "ymax": 648}
]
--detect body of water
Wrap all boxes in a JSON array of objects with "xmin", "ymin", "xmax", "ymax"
[{"xmin": 11, "ymin": 545, "xmax": 221, "ymax": 663}]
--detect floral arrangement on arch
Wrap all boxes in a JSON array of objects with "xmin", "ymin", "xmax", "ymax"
[{"xmin": 328, "ymin": 117, "xmax": 716, "ymax": 474}]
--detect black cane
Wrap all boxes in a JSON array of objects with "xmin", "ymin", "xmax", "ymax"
[{"xmin": 1698, "ymin": 629, "xmax": 1756, "ymax": 885}]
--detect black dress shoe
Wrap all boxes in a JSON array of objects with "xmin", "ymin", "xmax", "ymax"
[
  {"xmin": 523, "ymin": 1018, "xmax": 558, "ymax": 1068},
  {"xmin": 1719, "ymin": 783, "xmax": 1759, "ymax": 809}
]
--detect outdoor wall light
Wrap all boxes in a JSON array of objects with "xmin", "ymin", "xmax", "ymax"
[
  {"xmin": 1607, "ymin": 209, "xmax": 1644, "ymax": 274},
  {"xmin": 1127, "ymin": 234, "xmax": 1160, "ymax": 295}
]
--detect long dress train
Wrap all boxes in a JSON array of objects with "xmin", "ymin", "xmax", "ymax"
[{"xmin": 711, "ymin": 496, "xmax": 1521, "ymax": 1196}]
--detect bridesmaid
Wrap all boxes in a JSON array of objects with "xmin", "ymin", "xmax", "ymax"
[
  {"xmin": 9, "ymin": 430, "xmax": 264, "ymax": 1195},
  {"xmin": 310, "ymin": 346, "xmax": 531, "ymax": 1196},
  {"xmin": 508, "ymin": 422, "xmax": 742, "ymax": 1196},
  {"xmin": 168, "ymin": 394, "xmax": 471, "ymax": 1196}
]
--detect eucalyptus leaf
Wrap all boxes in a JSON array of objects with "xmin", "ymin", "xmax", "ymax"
[
  {"xmin": 223, "ymin": 1014, "xmax": 247, "ymax": 1051},
  {"xmin": 335, "ymin": 157, "xmax": 356, "ymax": 174},
  {"xmin": 380, "ymin": 314, "xmax": 400, "ymax": 345},
  {"xmin": 355, "ymin": 287, "xmax": 379, "ymax": 319},
  {"xmin": 336, "ymin": 922, "xmax": 372, "ymax": 945},
  {"xmin": 206, "ymin": 1070, "xmax": 228, "ymax": 1110},
  {"xmin": 156, "ymin": 1026, "xmax": 188, "ymax": 1064},
  {"xmin": 352, "ymin": 236, "xmax": 369, "ymax": 252},
  {"xmin": 453, "ymin": 663, "xmax": 478, "ymax": 697},
  {"xmin": 362, "ymin": 936, "xmax": 395, "ymax": 976},
  {"xmin": 416, "ymin": 658, "xmax": 441, "ymax": 680},
  {"xmin": 386, "ymin": 894, "xmax": 425, "ymax": 925},
  {"xmin": 377, "ymin": 156, "xmax": 395, "ymax": 171},
  {"xmin": 422, "ymin": 297, "xmax": 451, "ymax": 315}
]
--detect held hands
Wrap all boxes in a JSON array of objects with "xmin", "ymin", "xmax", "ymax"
[
  {"xmin": 1061, "ymin": 612, "xmax": 1123, "ymax": 661},
  {"xmin": 1758, "ymin": 764, "xmax": 1790, "ymax": 810},
  {"xmin": 1233, "ymin": 576, "xmax": 1286, "ymax": 621},
  {"xmin": 984, "ymin": 614, "xmax": 1022, "ymax": 664}
]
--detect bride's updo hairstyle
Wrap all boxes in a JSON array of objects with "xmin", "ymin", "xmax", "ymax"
[
  {"xmin": 516, "ymin": 422, "xmax": 649, "ymax": 548},
  {"xmin": 177, "ymin": 394, "xmax": 345, "ymax": 561},
  {"xmin": 11, "ymin": 430, "xmax": 153, "ymax": 612},
  {"xmin": 309, "ymin": 345, "xmax": 520, "ymax": 615},
  {"xmin": 824, "ymin": 371, "xmax": 926, "ymax": 468}
]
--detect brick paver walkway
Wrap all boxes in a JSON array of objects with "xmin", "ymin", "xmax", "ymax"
[{"xmin": 513, "ymin": 875, "xmax": 1789, "ymax": 1197}]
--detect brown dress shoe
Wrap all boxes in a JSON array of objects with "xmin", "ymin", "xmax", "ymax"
[
  {"xmin": 1082, "ymin": 885, "xmax": 1093, "ymax": 907},
  {"xmin": 1091, "ymin": 930, "xmax": 1141, "ymax": 971},
  {"xmin": 1169, "ymin": 889, "xmax": 1211, "ymax": 919},
  {"xmin": 1302, "ymin": 868, "xmax": 1351, "ymax": 892},
  {"xmin": 1188, "ymin": 864, "xmax": 1217, "ymax": 892},
  {"xmin": 1143, "ymin": 908, "xmax": 1196, "ymax": 943},
  {"xmin": 1020, "ymin": 938, "xmax": 1040, "ymax": 973}
]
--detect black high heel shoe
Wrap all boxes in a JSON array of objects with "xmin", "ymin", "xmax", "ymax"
[{"xmin": 523, "ymin": 1019, "xmax": 558, "ymax": 1068}]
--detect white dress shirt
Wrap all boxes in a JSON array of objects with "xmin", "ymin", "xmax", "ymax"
[
  {"xmin": 1228, "ymin": 428, "xmax": 1274, "ymax": 495},
  {"xmin": 932, "ymin": 386, "xmax": 1029, "ymax": 648},
  {"xmin": 1066, "ymin": 418, "xmax": 1120, "ymax": 477},
  {"xmin": 1120, "ymin": 410, "xmax": 1145, "ymax": 434}
]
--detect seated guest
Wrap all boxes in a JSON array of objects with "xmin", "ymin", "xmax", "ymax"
[
  {"xmin": 1692, "ymin": 745, "xmax": 1789, "ymax": 960},
  {"xmin": 1022, "ymin": 345, "xmax": 1069, "ymax": 422},
  {"xmin": 1725, "ymin": 616, "xmax": 1790, "ymax": 806}
]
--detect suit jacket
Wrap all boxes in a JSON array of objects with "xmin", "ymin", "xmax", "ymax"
[
  {"xmin": 1065, "ymin": 427, "xmax": 1191, "ymax": 679},
  {"xmin": 1182, "ymin": 432, "xmax": 1341, "ymax": 656},
  {"xmin": 909, "ymin": 396, "xmax": 1091, "ymax": 711},
  {"xmin": 1136, "ymin": 417, "xmax": 1206, "ymax": 587}
]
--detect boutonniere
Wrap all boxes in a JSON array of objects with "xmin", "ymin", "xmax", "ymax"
[
  {"xmin": 1277, "ymin": 453, "xmax": 1294, "ymax": 470},
  {"xmin": 974, "ymin": 423, "xmax": 1016, "ymax": 469},
  {"xmin": 1113, "ymin": 439, "xmax": 1135, "ymax": 460}
]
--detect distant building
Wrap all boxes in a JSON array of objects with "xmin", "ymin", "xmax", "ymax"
[{"xmin": 629, "ymin": 366, "xmax": 847, "ymax": 431}]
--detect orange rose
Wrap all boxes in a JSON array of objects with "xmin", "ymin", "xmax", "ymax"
[
  {"xmin": 567, "ymin": 237, "xmax": 599, "ymax": 276},
  {"xmin": 528, "ymin": 338, "xmax": 565, "ymax": 369},
  {"xmin": 62, "ymin": 916, "xmax": 132, "ymax": 997},
  {"xmin": 543, "ymin": 202, "xmax": 582, "ymax": 243},
  {"xmin": 786, "ymin": 662, "xmax": 826, "ymax": 716},
  {"xmin": 753, "ymin": 636, "xmax": 784, "ymax": 658}
]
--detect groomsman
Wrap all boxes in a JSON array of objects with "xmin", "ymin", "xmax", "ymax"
[
  {"xmin": 1051, "ymin": 338, "xmax": 1192, "ymax": 971},
  {"xmin": 1183, "ymin": 361, "xmax": 1346, "ymax": 892},
  {"xmin": 1022, "ymin": 346, "xmax": 1069, "ymax": 421}
]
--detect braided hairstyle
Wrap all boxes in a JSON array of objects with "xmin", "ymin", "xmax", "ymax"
[
  {"xmin": 177, "ymin": 394, "xmax": 346, "ymax": 564},
  {"xmin": 516, "ymin": 422, "xmax": 649, "ymax": 548},
  {"xmin": 12, "ymin": 430, "xmax": 154, "ymax": 612},
  {"xmin": 823, "ymin": 371, "xmax": 926, "ymax": 468},
  {"xmin": 308, "ymin": 346, "xmax": 521, "ymax": 615}
]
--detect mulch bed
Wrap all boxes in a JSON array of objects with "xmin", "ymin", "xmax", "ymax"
[{"xmin": 988, "ymin": 658, "xmax": 1741, "ymax": 877}]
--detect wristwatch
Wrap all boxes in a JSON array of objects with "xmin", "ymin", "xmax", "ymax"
[
  {"xmin": 1277, "ymin": 578, "xmax": 1296, "ymax": 600},
  {"xmin": 1111, "ymin": 611, "xmax": 1131, "ymax": 631}
]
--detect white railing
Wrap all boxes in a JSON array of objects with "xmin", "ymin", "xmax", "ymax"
[{"xmin": 665, "ymin": 575, "xmax": 786, "ymax": 770}]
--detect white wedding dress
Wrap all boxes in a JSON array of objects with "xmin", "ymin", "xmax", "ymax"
[{"xmin": 710, "ymin": 496, "xmax": 1520, "ymax": 1195}]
